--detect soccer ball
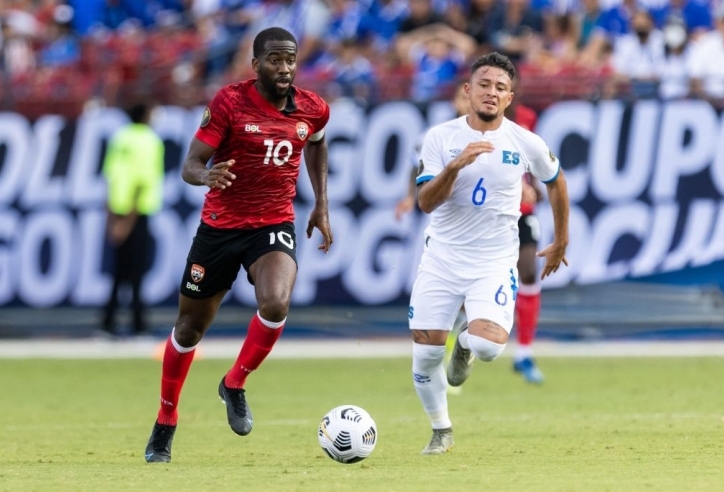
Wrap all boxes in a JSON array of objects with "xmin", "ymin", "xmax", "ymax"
[{"xmin": 318, "ymin": 405, "xmax": 377, "ymax": 464}]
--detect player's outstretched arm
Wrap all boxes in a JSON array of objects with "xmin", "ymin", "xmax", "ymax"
[
  {"xmin": 181, "ymin": 137, "xmax": 236, "ymax": 189},
  {"xmin": 303, "ymin": 136, "xmax": 333, "ymax": 252},
  {"xmin": 537, "ymin": 169, "xmax": 569, "ymax": 279}
]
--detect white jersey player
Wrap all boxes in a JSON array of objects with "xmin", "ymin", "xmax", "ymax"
[{"xmin": 409, "ymin": 53, "xmax": 570, "ymax": 456}]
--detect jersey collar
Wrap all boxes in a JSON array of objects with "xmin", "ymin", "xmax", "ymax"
[
  {"xmin": 280, "ymin": 86, "xmax": 298, "ymax": 114},
  {"xmin": 250, "ymin": 80, "xmax": 298, "ymax": 114},
  {"xmin": 458, "ymin": 115, "xmax": 509, "ymax": 140}
]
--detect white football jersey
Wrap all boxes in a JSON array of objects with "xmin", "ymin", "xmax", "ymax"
[{"xmin": 416, "ymin": 115, "xmax": 559, "ymax": 274}]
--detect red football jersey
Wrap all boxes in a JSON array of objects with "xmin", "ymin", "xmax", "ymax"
[
  {"xmin": 514, "ymin": 103, "xmax": 537, "ymax": 132},
  {"xmin": 514, "ymin": 104, "xmax": 538, "ymax": 215},
  {"xmin": 195, "ymin": 79, "xmax": 330, "ymax": 229}
]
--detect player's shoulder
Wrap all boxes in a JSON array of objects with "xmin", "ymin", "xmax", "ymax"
[
  {"xmin": 292, "ymin": 85, "xmax": 329, "ymax": 116},
  {"xmin": 213, "ymin": 79, "xmax": 255, "ymax": 102},
  {"xmin": 425, "ymin": 116, "xmax": 465, "ymax": 140},
  {"xmin": 504, "ymin": 118, "xmax": 552, "ymax": 162},
  {"xmin": 505, "ymin": 117, "xmax": 543, "ymax": 144}
]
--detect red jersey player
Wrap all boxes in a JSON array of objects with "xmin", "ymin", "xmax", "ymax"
[
  {"xmin": 506, "ymin": 84, "xmax": 545, "ymax": 384},
  {"xmin": 144, "ymin": 27, "xmax": 333, "ymax": 463}
]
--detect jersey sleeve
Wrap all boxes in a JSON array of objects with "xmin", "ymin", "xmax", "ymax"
[
  {"xmin": 194, "ymin": 87, "xmax": 232, "ymax": 148},
  {"xmin": 522, "ymin": 132, "xmax": 560, "ymax": 184},
  {"xmin": 311, "ymin": 97, "xmax": 330, "ymax": 135},
  {"xmin": 416, "ymin": 127, "xmax": 443, "ymax": 186}
]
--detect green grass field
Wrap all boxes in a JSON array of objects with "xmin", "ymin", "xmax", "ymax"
[{"xmin": 1, "ymin": 356, "xmax": 723, "ymax": 491}]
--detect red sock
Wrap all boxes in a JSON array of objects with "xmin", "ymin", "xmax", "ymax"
[
  {"xmin": 225, "ymin": 312, "xmax": 284, "ymax": 389},
  {"xmin": 515, "ymin": 287, "xmax": 541, "ymax": 346},
  {"xmin": 157, "ymin": 331, "xmax": 196, "ymax": 426}
]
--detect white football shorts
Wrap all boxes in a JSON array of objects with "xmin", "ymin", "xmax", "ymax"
[{"xmin": 408, "ymin": 249, "xmax": 518, "ymax": 333}]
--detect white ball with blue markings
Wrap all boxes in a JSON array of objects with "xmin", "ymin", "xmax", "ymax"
[{"xmin": 318, "ymin": 405, "xmax": 377, "ymax": 463}]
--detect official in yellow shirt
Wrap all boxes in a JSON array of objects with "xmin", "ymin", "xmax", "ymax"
[{"xmin": 102, "ymin": 102, "xmax": 164, "ymax": 337}]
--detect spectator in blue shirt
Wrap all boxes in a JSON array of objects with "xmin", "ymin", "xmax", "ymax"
[
  {"xmin": 594, "ymin": 0, "xmax": 638, "ymax": 38},
  {"xmin": 395, "ymin": 23, "xmax": 475, "ymax": 101},
  {"xmin": 580, "ymin": 0, "xmax": 638, "ymax": 68},
  {"xmin": 486, "ymin": 0, "xmax": 545, "ymax": 63},
  {"xmin": 326, "ymin": 0, "xmax": 366, "ymax": 45},
  {"xmin": 68, "ymin": 0, "xmax": 106, "ymax": 36},
  {"xmin": 649, "ymin": 0, "xmax": 712, "ymax": 37},
  {"xmin": 321, "ymin": 37, "xmax": 379, "ymax": 106},
  {"xmin": 358, "ymin": 0, "xmax": 408, "ymax": 52},
  {"xmin": 39, "ymin": 5, "xmax": 80, "ymax": 67}
]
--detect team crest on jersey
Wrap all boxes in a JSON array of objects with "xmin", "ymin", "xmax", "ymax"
[
  {"xmin": 190, "ymin": 264, "xmax": 205, "ymax": 283},
  {"xmin": 296, "ymin": 122, "xmax": 309, "ymax": 140},
  {"xmin": 200, "ymin": 107, "xmax": 211, "ymax": 127},
  {"xmin": 448, "ymin": 149, "xmax": 462, "ymax": 158}
]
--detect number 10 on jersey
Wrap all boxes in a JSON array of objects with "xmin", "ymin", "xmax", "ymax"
[{"xmin": 263, "ymin": 139, "xmax": 293, "ymax": 166}]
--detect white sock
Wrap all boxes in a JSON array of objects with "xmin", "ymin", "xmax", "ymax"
[
  {"xmin": 457, "ymin": 329, "xmax": 470, "ymax": 350},
  {"xmin": 515, "ymin": 344, "xmax": 533, "ymax": 362},
  {"xmin": 412, "ymin": 343, "xmax": 451, "ymax": 430}
]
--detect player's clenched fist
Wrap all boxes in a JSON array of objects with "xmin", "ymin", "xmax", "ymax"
[{"xmin": 204, "ymin": 160, "xmax": 237, "ymax": 189}]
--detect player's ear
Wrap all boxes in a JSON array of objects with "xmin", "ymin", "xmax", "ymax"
[{"xmin": 251, "ymin": 57, "xmax": 260, "ymax": 74}]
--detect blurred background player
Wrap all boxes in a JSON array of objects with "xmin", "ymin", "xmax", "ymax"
[
  {"xmin": 505, "ymin": 74, "xmax": 546, "ymax": 384},
  {"xmin": 101, "ymin": 101, "xmax": 164, "ymax": 338}
]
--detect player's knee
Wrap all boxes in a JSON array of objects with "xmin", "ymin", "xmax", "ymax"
[
  {"xmin": 412, "ymin": 343, "xmax": 445, "ymax": 375},
  {"xmin": 467, "ymin": 335, "xmax": 506, "ymax": 362},
  {"xmin": 519, "ymin": 272, "xmax": 537, "ymax": 286},
  {"xmin": 174, "ymin": 317, "xmax": 206, "ymax": 346},
  {"xmin": 257, "ymin": 298, "xmax": 290, "ymax": 322},
  {"xmin": 173, "ymin": 328, "xmax": 203, "ymax": 347}
]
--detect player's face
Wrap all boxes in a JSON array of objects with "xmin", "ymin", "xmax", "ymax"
[
  {"xmin": 466, "ymin": 66, "xmax": 514, "ymax": 123},
  {"xmin": 253, "ymin": 40, "xmax": 298, "ymax": 100}
]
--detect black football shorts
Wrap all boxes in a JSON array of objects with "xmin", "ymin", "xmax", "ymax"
[
  {"xmin": 179, "ymin": 221, "xmax": 297, "ymax": 299},
  {"xmin": 518, "ymin": 213, "xmax": 540, "ymax": 246}
]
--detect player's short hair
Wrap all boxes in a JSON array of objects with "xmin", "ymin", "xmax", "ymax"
[
  {"xmin": 126, "ymin": 102, "xmax": 151, "ymax": 124},
  {"xmin": 253, "ymin": 27, "xmax": 298, "ymax": 58},
  {"xmin": 470, "ymin": 52, "xmax": 516, "ymax": 83}
]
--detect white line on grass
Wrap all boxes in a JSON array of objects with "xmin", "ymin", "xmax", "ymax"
[{"xmin": 3, "ymin": 339, "xmax": 724, "ymax": 359}]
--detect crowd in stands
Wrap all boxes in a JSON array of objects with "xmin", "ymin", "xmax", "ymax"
[{"xmin": 2, "ymin": 0, "xmax": 724, "ymax": 116}]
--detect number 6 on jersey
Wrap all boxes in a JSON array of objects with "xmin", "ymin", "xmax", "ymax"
[{"xmin": 472, "ymin": 177, "xmax": 487, "ymax": 206}]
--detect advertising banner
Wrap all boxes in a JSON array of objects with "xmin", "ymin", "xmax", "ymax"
[{"xmin": 0, "ymin": 98, "xmax": 722, "ymax": 307}]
